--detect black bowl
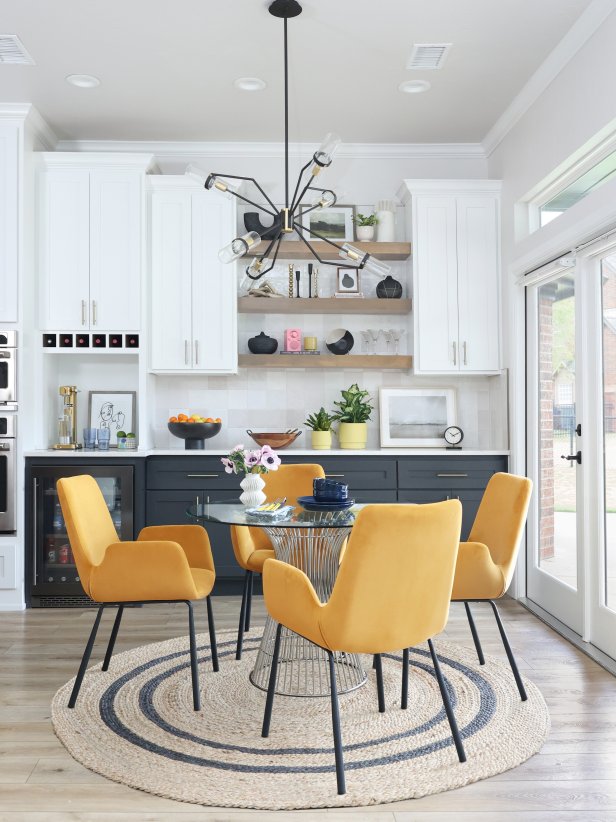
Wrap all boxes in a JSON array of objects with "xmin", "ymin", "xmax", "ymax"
[
  {"xmin": 325, "ymin": 328, "xmax": 354, "ymax": 355},
  {"xmin": 248, "ymin": 332, "xmax": 278, "ymax": 354},
  {"xmin": 168, "ymin": 421, "xmax": 222, "ymax": 450}
]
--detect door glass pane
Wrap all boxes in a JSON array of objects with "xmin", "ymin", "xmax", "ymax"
[
  {"xmin": 602, "ymin": 256, "xmax": 616, "ymax": 611},
  {"xmin": 537, "ymin": 275, "xmax": 578, "ymax": 588}
]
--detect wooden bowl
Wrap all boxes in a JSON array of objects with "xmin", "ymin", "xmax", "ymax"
[{"xmin": 246, "ymin": 429, "xmax": 302, "ymax": 449}]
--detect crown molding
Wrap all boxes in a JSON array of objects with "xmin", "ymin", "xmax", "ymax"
[
  {"xmin": 38, "ymin": 151, "xmax": 156, "ymax": 171},
  {"xmin": 53, "ymin": 138, "xmax": 486, "ymax": 162},
  {"xmin": 482, "ymin": 0, "xmax": 616, "ymax": 158},
  {"xmin": 0, "ymin": 104, "xmax": 58, "ymax": 149}
]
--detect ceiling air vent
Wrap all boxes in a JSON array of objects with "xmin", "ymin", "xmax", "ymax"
[
  {"xmin": 406, "ymin": 43, "xmax": 451, "ymax": 70},
  {"xmin": 0, "ymin": 35, "xmax": 35, "ymax": 65}
]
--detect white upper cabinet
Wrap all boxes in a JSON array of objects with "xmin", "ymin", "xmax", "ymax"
[
  {"xmin": 403, "ymin": 180, "xmax": 501, "ymax": 374},
  {"xmin": 38, "ymin": 154, "xmax": 152, "ymax": 331},
  {"xmin": 149, "ymin": 179, "xmax": 237, "ymax": 374},
  {"xmin": 0, "ymin": 122, "xmax": 20, "ymax": 323}
]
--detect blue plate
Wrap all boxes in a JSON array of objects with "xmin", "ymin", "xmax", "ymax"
[{"xmin": 297, "ymin": 495, "xmax": 355, "ymax": 511}]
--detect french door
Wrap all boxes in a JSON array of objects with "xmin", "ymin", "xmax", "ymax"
[{"xmin": 526, "ymin": 240, "xmax": 616, "ymax": 659}]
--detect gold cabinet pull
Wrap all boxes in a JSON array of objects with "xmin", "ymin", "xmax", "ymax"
[
  {"xmin": 92, "ymin": 300, "xmax": 97, "ymax": 326},
  {"xmin": 452, "ymin": 341, "xmax": 457, "ymax": 366},
  {"xmin": 81, "ymin": 300, "xmax": 87, "ymax": 326},
  {"xmin": 463, "ymin": 341, "xmax": 467, "ymax": 365}
]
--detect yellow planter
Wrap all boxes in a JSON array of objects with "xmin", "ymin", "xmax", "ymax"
[
  {"xmin": 311, "ymin": 430, "xmax": 332, "ymax": 450},
  {"xmin": 338, "ymin": 422, "xmax": 368, "ymax": 450}
]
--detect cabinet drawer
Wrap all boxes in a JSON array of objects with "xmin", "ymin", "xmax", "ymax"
[
  {"xmin": 397, "ymin": 456, "xmax": 507, "ymax": 490},
  {"xmin": 146, "ymin": 457, "xmax": 237, "ymax": 490},
  {"xmin": 397, "ymin": 488, "xmax": 481, "ymax": 540},
  {"xmin": 353, "ymin": 490, "xmax": 398, "ymax": 504},
  {"xmin": 318, "ymin": 458, "xmax": 397, "ymax": 490}
]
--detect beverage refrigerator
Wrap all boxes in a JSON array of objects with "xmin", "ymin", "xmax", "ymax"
[{"xmin": 26, "ymin": 464, "xmax": 136, "ymax": 607}]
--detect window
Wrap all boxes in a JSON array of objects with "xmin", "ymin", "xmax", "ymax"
[{"xmin": 540, "ymin": 147, "xmax": 616, "ymax": 227}]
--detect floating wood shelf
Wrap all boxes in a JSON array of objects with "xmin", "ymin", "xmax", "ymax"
[
  {"xmin": 238, "ymin": 354, "xmax": 412, "ymax": 370},
  {"xmin": 237, "ymin": 297, "xmax": 412, "ymax": 315},
  {"xmin": 246, "ymin": 241, "xmax": 411, "ymax": 261}
]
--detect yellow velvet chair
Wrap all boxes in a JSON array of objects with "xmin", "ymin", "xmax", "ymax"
[
  {"xmin": 230, "ymin": 463, "xmax": 325, "ymax": 659},
  {"xmin": 451, "ymin": 472, "xmax": 533, "ymax": 701},
  {"xmin": 57, "ymin": 474, "xmax": 218, "ymax": 711},
  {"xmin": 261, "ymin": 500, "xmax": 465, "ymax": 796}
]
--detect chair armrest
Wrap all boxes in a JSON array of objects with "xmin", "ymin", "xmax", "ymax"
[
  {"xmin": 138, "ymin": 524, "xmax": 215, "ymax": 572},
  {"xmin": 263, "ymin": 559, "xmax": 325, "ymax": 645},
  {"xmin": 451, "ymin": 541, "xmax": 506, "ymax": 601},
  {"xmin": 90, "ymin": 540, "xmax": 198, "ymax": 603}
]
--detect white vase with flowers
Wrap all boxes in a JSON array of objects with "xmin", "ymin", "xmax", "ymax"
[{"xmin": 221, "ymin": 444, "xmax": 281, "ymax": 507}]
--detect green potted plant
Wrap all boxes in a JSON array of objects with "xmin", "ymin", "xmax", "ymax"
[
  {"xmin": 304, "ymin": 407, "xmax": 335, "ymax": 450},
  {"xmin": 353, "ymin": 212, "xmax": 378, "ymax": 241},
  {"xmin": 332, "ymin": 383, "xmax": 373, "ymax": 449}
]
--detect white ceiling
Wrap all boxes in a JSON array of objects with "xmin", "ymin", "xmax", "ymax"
[{"xmin": 0, "ymin": 0, "xmax": 595, "ymax": 143}]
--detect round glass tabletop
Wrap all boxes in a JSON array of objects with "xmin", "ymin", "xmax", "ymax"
[{"xmin": 186, "ymin": 502, "xmax": 364, "ymax": 528}]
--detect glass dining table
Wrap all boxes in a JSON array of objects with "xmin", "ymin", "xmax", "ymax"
[{"xmin": 186, "ymin": 501, "xmax": 367, "ymax": 698}]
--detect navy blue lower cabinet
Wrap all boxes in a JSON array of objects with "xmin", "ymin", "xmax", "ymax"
[
  {"xmin": 145, "ymin": 489, "xmax": 241, "ymax": 580},
  {"xmin": 397, "ymin": 488, "xmax": 483, "ymax": 540},
  {"xmin": 352, "ymin": 490, "xmax": 397, "ymax": 503}
]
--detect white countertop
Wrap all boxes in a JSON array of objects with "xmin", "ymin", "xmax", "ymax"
[{"xmin": 24, "ymin": 448, "xmax": 509, "ymax": 458}]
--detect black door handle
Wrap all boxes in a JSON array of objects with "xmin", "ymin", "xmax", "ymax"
[{"xmin": 561, "ymin": 451, "xmax": 582, "ymax": 465}]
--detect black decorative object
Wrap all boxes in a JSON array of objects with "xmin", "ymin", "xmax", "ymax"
[
  {"xmin": 325, "ymin": 328, "xmax": 354, "ymax": 355},
  {"xmin": 244, "ymin": 212, "xmax": 280, "ymax": 241},
  {"xmin": 43, "ymin": 334, "xmax": 57, "ymax": 348},
  {"xmin": 376, "ymin": 275, "xmax": 403, "ymax": 299},
  {"xmin": 187, "ymin": 0, "xmax": 391, "ymax": 285},
  {"xmin": 168, "ymin": 421, "xmax": 222, "ymax": 450},
  {"xmin": 76, "ymin": 334, "xmax": 90, "ymax": 348},
  {"xmin": 248, "ymin": 332, "xmax": 278, "ymax": 354},
  {"xmin": 59, "ymin": 334, "xmax": 73, "ymax": 348}
]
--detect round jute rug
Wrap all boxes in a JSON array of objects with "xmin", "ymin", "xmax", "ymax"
[{"xmin": 51, "ymin": 629, "xmax": 550, "ymax": 810}]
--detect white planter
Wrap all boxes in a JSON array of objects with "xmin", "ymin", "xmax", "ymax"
[
  {"xmin": 356, "ymin": 225, "xmax": 375, "ymax": 241},
  {"xmin": 239, "ymin": 473, "xmax": 266, "ymax": 507}
]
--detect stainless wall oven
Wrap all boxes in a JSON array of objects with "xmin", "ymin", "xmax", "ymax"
[
  {"xmin": 0, "ymin": 331, "xmax": 17, "ymax": 404},
  {"xmin": 0, "ymin": 411, "xmax": 16, "ymax": 532}
]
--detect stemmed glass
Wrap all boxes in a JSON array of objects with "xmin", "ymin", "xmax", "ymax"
[
  {"xmin": 382, "ymin": 330, "xmax": 392, "ymax": 354},
  {"xmin": 360, "ymin": 330, "xmax": 371, "ymax": 354},
  {"xmin": 390, "ymin": 328, "xmax": 404, "ymax": 354},
  {"xmin": 368, "ymin": 329, "xmax": 380, "ymax": 355}
]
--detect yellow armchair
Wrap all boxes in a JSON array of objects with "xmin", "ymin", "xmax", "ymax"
[
  {"xmin": 261, "ymin": 500, "xmax": 465, "ymax": 796},
  {"xmin": 230, "ymin": 463, "xmax": 325, "ymax": 659},
  {"xmin": 57, "ymin": 475, "xmax": 219, "ymax": 712},
  {"xmin": 451, "ymin": 472, "xmax": 532, "ymax": 701}
]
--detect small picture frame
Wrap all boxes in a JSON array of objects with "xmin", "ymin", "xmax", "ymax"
[
  {"xmin": 336, "ymin": 267, "xmax": 360, "ymax": 294},
  {"xmin": 88, "ymin": 391, "xmax": 137, "ymax": 444},
  {"xmin": 299, "ymin": 204, "xmax": 355, "ymax": 242},
  {"xmin": 379, "ymin": 388, "xmax": 456, "ymax": 448}
]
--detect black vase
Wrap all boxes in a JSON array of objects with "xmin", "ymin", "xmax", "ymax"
[
  {"xmin": 376, "ymin": 275, "xmax": 403, "ymax": 299},
  {"xmin": 248, "ymin": 332, "xmax": 278, "ymax": 354}
]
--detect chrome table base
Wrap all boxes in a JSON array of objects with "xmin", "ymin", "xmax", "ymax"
[{"xmin": 249, "ymin": 521, "xmax": 367, "ymax": 696}]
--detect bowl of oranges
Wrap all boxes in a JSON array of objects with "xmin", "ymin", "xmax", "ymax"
[{"xmin": 168, "ymin": 414, "xmax": 222, "ymax": 450}]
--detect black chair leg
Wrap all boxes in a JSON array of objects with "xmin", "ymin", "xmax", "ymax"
[
  {"xmin": 102, "ymin": 605, "xmax": 124, "ymax": 672},
  {"xmin": 489, "ymin": 600, "xmax": 527, "ymax": 701},
  {"xmin": 374, "ymin": 652, "xmax": 385, "ymax": 713},
  {"xmin": 262, "ymin": 623, "xmax": 282, "ymax": 737},
  {"xmin": 236, "ymin": 571, "xmax": 250, "ymax": 660},
  {"xmin": 206, "ymin": 595, "xmax": 219, "ymax": 673},
  {"xmin": 401, "ymin": 647, "xmax": 410, "ymax": 709},
  {"xmin": 428, "ymin": 638, "xmax": 466, "ymax": 763},
  {"xmin": 68, "ymin": 605, "xmax": 104, "ymax": 708},
  {"xmin": 372, "ymin": 653, "xmax": 378, "ymax": 670},
  {"xmin": 244, "ymin": 570, "xmax": 253, "ymax": 632},
  {"xmin": 187, "ymin": 601, "xmax": 201, "ymax": 711},
  {"xmin": 464, "ymin": 601, "xmax": 485, "ymax": 665},
  {"xmin": 327, "ymin": 650, "xmax": 346, "ymax": 795}
]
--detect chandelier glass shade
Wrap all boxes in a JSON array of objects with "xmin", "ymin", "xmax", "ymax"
[{"xmin": 186, "ymin": 0, "xmax": 391, "ymax": 282}]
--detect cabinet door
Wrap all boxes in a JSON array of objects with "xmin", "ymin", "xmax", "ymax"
[
  {"xmin": 39, "ymin": 170, "xmax": 90, "ymax": 330},
  {"xmin": 456, "ymin": 196, "xmax": 500, "ymax": 372},
  {"xmin": 0, "ymin": 123, "xmax": 19, "ymax": 323},
  {"xmin": 89, "ymin": 171, "xmax": 141, "ymax": 331},
  {"xmin": 150, "ymin": 192, "xmax": 193, "ymax": 370},
  {"xmin": 146, "ymin": 490, "xmax": 241, "ymax": 578},
  {"xmin": 413, "ymin": 196, "xmax": 459, "ymax": 373},
  {"xmin": 191, "ymin": 194, "xmax": 237, "ymax": 373}
]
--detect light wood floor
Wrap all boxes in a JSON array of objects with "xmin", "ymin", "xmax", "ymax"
[{"xmin": 1, "ymin": 596, "xmax": 616, "ymax": 821}]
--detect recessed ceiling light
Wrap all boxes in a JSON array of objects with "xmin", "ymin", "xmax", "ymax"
[
  {"xmin": 65, "ymin": 74, "xmax": 100, "ymax": 88},
  {"xmin": 398, "ymin": 79, "xmax": 431, "ymax": 94},
  {"xmin": 234, "ymin": 77, "xmax": 267, "ymax": 92}
]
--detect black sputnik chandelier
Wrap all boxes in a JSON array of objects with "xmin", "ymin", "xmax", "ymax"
[{"xmin": 187, "ymin": 0, "xmax": 391, "ymax": 282}]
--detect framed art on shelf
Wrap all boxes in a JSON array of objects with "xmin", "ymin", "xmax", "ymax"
[
  {"xmin": 88, "ymin": 391, "xmax": 137, "ymax": 442},
  {"xmin": 379, "ymin": 388, "xmax": 456, "ymax": 448},
  {"xmin": 299, "ymin": 204, "xmax": 355, "ymax": 242},
  {"xmin": 336, "ymin": 267, "xmax": 361, "ymax": 295}
]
